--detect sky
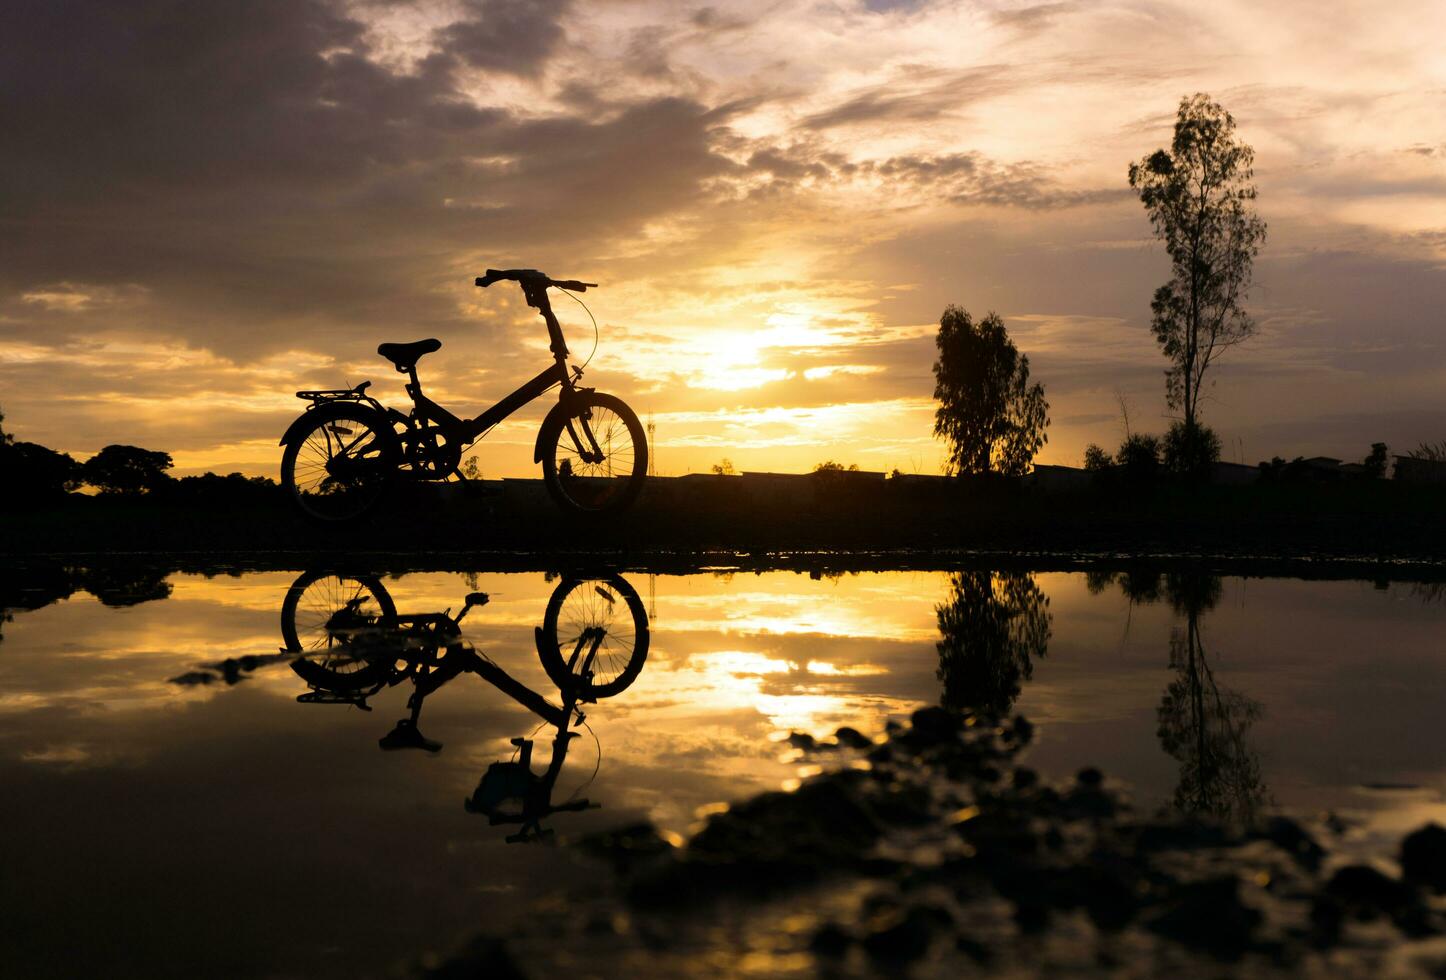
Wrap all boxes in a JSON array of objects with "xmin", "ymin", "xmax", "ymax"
[{"xmin": 2, "ymin": 0, "xmax": 1443, "ymax": 478}]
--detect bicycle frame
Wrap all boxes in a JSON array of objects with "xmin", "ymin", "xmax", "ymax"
[{"xmin": 388, "ymin": 280, "xmax": 601, "ymax": 459}]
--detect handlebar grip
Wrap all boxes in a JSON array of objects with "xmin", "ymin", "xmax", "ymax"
[
  {"xmin": 475, "ymin": 269, "xmax": 504, "ymax": 288},
  {"xmin": 552, "ymin": 279, "xmax": 597, "ymax": 292}
]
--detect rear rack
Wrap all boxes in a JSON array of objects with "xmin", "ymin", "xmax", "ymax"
[{"xmin": 296, "ymin": 381, "xmax": 371, "ymax": 402}]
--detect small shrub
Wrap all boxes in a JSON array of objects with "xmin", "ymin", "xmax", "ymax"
[
  {"xmin": 1363, "ymin": 443, "xmax": 1388, "ymax": 479},
  {"xmin": 1117, "ymin": 433, "xmax": 1162, "ymax": 481},
  {"xmin": 1083, "ymin": 444, "xmax": 1113, "ymax": 472},
  {"xmin": 1163, "ymin": 421, "xmax": 1220, "ymax": 478}
]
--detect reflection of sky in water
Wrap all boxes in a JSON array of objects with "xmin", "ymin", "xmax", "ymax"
[{"xmin": 3, "ymin": 568, "xmax": 1445, "ymax": 975}]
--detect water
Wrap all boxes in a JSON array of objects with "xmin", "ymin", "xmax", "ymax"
[{"xmin": 2, "ymin": 564, "xmax": 1444, "ymax": 976}]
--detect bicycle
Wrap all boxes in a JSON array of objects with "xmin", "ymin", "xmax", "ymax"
[{"xmin": 278, "ymin": 269, "xmax": 649, "ymax": 522}]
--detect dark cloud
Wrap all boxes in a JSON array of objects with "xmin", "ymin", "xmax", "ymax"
[
  {"xmin": 802, "ymin": 65, "xmax": 1014, "ymax": 130},
  {"xmin": 0, "ymin": 0, "xmax": 738, "ymax": 363},
  {"xmin": 435, "ymin": 0, "xmax": 571, "ymax": 78}
]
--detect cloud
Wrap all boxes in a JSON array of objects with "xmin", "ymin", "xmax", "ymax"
[
  {"xmin": 1, "ymin": 0, "xmax": 1443, "ymax": 474},
  {"xmin": 435, "ymin": 0, "xmax": 572, "ymax": 78}
]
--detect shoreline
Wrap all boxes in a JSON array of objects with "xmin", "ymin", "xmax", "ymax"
[{"xmin": 3, "ymin": 479, "xmax": 1445, "ymax": 572}]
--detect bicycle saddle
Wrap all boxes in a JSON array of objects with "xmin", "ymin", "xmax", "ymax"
[{"xmin": 377, "ymin": 338, "xmax": 441, "ymax": 370}]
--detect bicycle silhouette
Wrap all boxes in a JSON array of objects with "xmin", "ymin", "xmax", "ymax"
[
  {"xmin": 279, "ymin": 269, "xmax": 649, "ymax": 522},
  {"xmin": 279, "ymin": 569, "xmax": 649, "ymax": 841}
]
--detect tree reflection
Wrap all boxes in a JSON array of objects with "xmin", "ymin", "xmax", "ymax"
[
  {"xmin": 1098, "ymin": 570, "xmax": 1266, "ymax": 824},
  {"xmin": 935, "ymin": 571, "xmax": 1051, "ymax": 715}
]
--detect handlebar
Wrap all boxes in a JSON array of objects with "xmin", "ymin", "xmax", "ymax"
[{"xmin": 475, "ymin": 269, "xmax": 597, "ymax": 292}]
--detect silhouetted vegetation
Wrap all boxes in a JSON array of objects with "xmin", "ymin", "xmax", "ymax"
[
  {"xmin": 82, "ymin": 444, "xmax": 174, "ymax": 495},
  {"xmin": 932, "ymin": 306, "xmax": 1049, "ymax": 477},
  {"xmin": 0, "ymin": 439, "xmax": 83, "ymax": 504},
  {"xmin": 1129, "ymin": 94, "xmax": 1266, "ymax": 437},
  {"xmin": 1363, "ymin": 442, "xmax": 1389, "ymax": 478},
  {"xmin": 1083, "ymin": 444, "xmax": 1112, "ymax": 472},
  {"xmin": 1116, "ymin": 432, "xmax": 1163, "ymax": 482},
  {"xmin": 1163, "ymin": 420, "xmax": 1221, "ymax": 478}
]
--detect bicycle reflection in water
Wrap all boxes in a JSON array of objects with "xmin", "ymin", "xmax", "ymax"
[{"xmin": 178, "ymin": 570, "xmax": 649, "ymax": 843}]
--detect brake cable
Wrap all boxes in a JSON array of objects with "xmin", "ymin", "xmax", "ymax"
[{"xmin": 556, "ymin": 287, "xmax": 600, "ymax": 371}]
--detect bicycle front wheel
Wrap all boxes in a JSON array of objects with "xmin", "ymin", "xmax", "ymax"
[
  {"xmin": 539, "ymin": 392, "xmax": 648, "ymax": 515},
  {"xmin": 538, "ymin": 573, "xmax": 649, "ymax": 699}
]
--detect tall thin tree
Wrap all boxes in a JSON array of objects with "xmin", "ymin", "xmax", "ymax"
[{"xmin": 1129, "ymin": 95, "xmax": 1267, "ymax": 433}]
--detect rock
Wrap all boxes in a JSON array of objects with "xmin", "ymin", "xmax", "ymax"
[
  {"xmin": 862, "ymin": 905, "xmax": 949, "ymax": 962},
  {"xmin": 1012, "ymin": 767, "xmax": 1039, "ymax": 790},
  {"xmin": 809, "ymin": 922, "xmax": 852, "ymax": 957},
  {"xmin": 1401, "ymin": 823, "xmax": 1446, "ymax": 892},
  {"xmin": 834, "ymin": 726, "xmax": 873, "ymax": 749},
  {"xmin": 1076, "ymin": 767, "xmax": 1104, "ymax": 788},
  {"xmin": 786, "ymin": 731, "xmax": 817, "ymax": 750},
  {"xmin": 909, "ymin": 706, "xmax": 961, "ymax": 745},
  {"xmin": 421, "ymin": 936, "xmax": 529, "ymax": 980},
  {"xmin": 1324, "ymin": 865, "xmax": 1416, "ymax": 926},
  {"xmin": 1261, "ymin": 816, "xmax": 1325, "ymax": 871},
  {"xmin": 577, "ymin": 822, "xmax": 675, "ymax": 874},
  {"xmin": 1145, "ymin": 876, "xmax": 1261, "ymax": 959},
  {"xmin": 1011, "ymin": 715, "xmax": 1035, "ymax": 745}
]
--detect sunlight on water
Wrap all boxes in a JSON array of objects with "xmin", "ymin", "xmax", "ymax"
[{"xmin": 3, "ymin": 564, "xmax": 1446, "ymax": 975}]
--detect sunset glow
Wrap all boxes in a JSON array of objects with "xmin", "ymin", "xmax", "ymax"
[{"xmin": 2, "ymin": 0, "xmax": 1443, "ymax": 476}]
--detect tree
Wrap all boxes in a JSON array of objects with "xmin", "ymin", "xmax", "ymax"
[
  {"xmin": 1163, "ymin": 419, "xmax": 1220, "ymax": 477},
  {"xmin": 932, "ymin": 306, "xmax": 1049, "ymax": 476},
  {"xmin": 0, "ymin": 406, "xmax": 11, "ymax": 445},
  {"xmin": 1129, "ymin": 95, "xmax": 1266, "ymax": 436},
  {"xmin": 1117, "ymin": 432, "xmax": 1162, "ymax": 481},
  {"xmin": 1083, "ymin": 444, "xmax": 1113, "ymax": 472},
  {"xmin": 711, "ymin": 458, "xmax": 737, "ymax": 476},
  {"xmin": 82, "ymin": 444, "xmax": 174, "ymax": 494},
  {"xmin": 0, "ymin": 441, "xmax": 81, "ymax": 502},
  {"xmin": 812, "ymin": 460, "xmax": 857, "ymax": 473},
  {"xmin": 1363, "ymin": 442, "xmax": 1388, "ymax": 478}
]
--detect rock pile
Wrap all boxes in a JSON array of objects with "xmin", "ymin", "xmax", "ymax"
[{"xmin": 424, "ymin": 707, "xmax": 1446, "ymax": 978}]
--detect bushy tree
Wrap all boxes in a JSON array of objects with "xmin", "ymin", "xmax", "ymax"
[
  {"xmin": 1083, "ymin": 444, "xmax": 1113, "ymax": 472},
  {"xmin": 711, "ymin": 458, "xmax": 737, "ymax": 476},
  {"xmin": 1363, "ymin": 442, "xmax": 1388, "ymax": 478},
  {"xmin": 83, "ymin": 444, "xmax": 174, "ymax": 494},
  {"xmin": 1163, "ymin": 420, "xmax": 1221, "ymax": 477},
  {"xmin": 932, "ymin": 306, "xmax": 1049, "ymax": 476},
  {"xmin": 0, "ymin": 441, "xmax": 82, "ymax": 502},
  {"xmin": 1117, "ymin": 433, "xmax": 1162, "ymax": 481},
  {"xmin": 1129, "ymin": 95, "xmax": 1266, "ymax": 433}
]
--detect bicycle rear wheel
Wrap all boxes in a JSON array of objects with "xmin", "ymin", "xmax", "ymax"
[
  {"xmin": 539, "ymin": 392, "xmax": 647, "ymax": 515},
  {"xmin": 281, "ymin": 405, "xmax": 398, "ymax": 522}
]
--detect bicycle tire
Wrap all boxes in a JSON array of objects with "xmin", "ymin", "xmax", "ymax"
[
  {"xmin": 281, "ymin": 570, "xmax": 400, "ymax": 690},
  {"xmin": 280, "ymin": 404, "xmax": 399, "ymax": 523},
  {"xmin": 539, "ymin": 392, "xmax": 648, "ymax": 515},
  {"xmin": 538, "ymin": 574, "xmax": 649, "ymax": 699}
]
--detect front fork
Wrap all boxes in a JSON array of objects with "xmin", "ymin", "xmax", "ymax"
[{"xmin": 558, "ymin": 363, "xmax": 605, "ymax": 464}]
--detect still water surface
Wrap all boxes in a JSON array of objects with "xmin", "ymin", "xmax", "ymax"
[{"xmin": 2, "ymin": 566, "xmax": 1444, "ymax": 976}]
